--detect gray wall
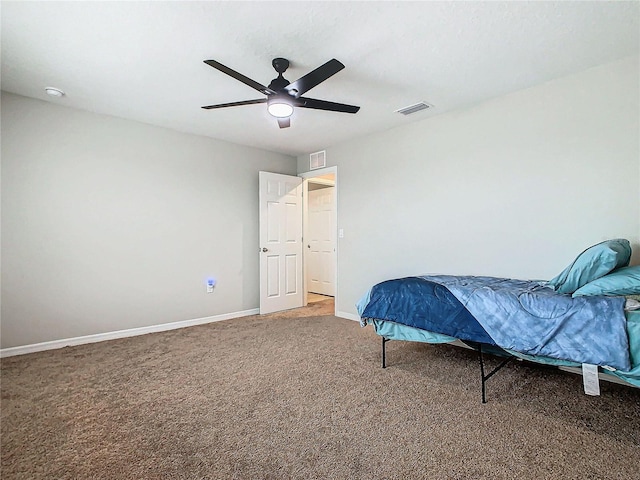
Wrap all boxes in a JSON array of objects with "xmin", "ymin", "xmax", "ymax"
[
  {"xmin": 1, "ymin": 92, "xmax": 296, "ymax": 348},
  {"xmin": 298, "ymin": 56, "xmax": 640, "ymax": 318}
]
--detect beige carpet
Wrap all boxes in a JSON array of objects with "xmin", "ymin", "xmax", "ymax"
[{"xmin": 2, "ymin": 299, "xmax": 639, "ymax": 480}]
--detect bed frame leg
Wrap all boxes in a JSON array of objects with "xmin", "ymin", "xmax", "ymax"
[
  {"xmin": 478, "ymin": 345, "xmax": 487, "ymax": 403},
  {"xmin": 479, "ymin": 345, "xmax": 487, "ymax": 404},
  {"xmin": 382, "ymin": 337, "xmax": 389, "ymax": 368},
  {"xmin": 478, "ymin": 344, "xmax": 513, "ymax": 404}
]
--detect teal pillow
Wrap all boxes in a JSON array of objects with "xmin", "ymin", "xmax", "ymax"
[
  {"xmin": 572, "ymin": 266, "xmax": 640, "ymax": 297},
  {"xmin": 547, "ymin": 239, "xmax": 631, "ymax": 294}
]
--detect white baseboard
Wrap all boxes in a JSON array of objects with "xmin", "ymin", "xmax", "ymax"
[
  {"xmin": 336, "ymin": 311, "xmax": 360, "ymax": 322},
  {"xmin": 0, "ymin": 308, "xmax": 259, "ymax": 358}
]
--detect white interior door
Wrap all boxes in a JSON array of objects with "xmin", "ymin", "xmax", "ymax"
[
  {"xmin": 307, "ymin": 185, "xmax": 336, "ymax": 296},
  {"xmin": 259, "ymin": 171, "xmax": 303, "ymax": 314}
]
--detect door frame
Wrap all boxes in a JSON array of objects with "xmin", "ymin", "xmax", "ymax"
[{"xmin": 299, "ymin": 166, "xmax": 338, "ymax": 315}]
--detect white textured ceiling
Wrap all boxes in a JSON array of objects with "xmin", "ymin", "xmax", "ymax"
[{"xmin": 2, "ymin": 1, "xmax": 639, "ymax": 156}]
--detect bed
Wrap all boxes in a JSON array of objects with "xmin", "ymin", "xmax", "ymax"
[{"xmin": 357, "ymin": 239, "xmax": 640, "ymax": 402}]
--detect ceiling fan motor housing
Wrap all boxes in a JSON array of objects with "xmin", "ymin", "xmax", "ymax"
[
  {"xmin": 268, "ymin": 76, "xmax": 291, "ymax": 91},
  {"xmin": 269, "ymin": 58, "xmax": 291, "ymax": 91}
]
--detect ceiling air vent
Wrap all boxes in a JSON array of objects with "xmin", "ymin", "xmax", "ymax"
[
  {"xmin": 395, "ymin": 101, "xmax": 432, "ymax": 116},
  {"xmin": 310, "ymin": 150, "xmax": 326, "ymax": 170}
]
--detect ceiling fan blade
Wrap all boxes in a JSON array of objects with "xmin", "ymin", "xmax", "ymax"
[
  {"xmin": 284, "ymin": 59, "xmax": 345, "ymax": 97},
  {"xmin": 204, "ymin": 60, "xmax": 275, "ymax": 95},
  {"xmin": 201, "ymin": 99, "xmax": 267, "ymax": 110},
  {"xmin": 297, "ymin": 97, "xmax": 360, "ymax": 114},
  {"xmin": 277, "ymin": 117, "xmax": 290, "ymax": 129}
]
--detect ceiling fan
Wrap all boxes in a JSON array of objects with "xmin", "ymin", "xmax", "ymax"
[{"xmin": 202, "ymin": 57, "xmax": 360, "ymax": 129}]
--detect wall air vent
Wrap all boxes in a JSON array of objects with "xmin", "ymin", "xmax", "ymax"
[
  {"xmin": 395, "ymin": 102, "xmax": 432, "ymax": 116},
  {"xmin": 309, "ymin": 150, "xmax": 326, "ymax": 170}
]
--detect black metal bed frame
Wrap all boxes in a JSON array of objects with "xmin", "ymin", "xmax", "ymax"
[{"xmin": 381, "ymin": 337, "xmax": 514, "ymax": 403}]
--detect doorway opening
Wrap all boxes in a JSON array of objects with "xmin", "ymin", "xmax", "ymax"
[{"xmin": 300, "ymin": 166, "xmax": 337, "ymax": 315}]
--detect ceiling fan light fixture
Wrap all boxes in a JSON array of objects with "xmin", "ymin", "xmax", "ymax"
[{"xmin": 267, "ymin": 97, "xmax": 294, "ymax": 118}]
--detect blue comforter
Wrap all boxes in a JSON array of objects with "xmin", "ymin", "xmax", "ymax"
[{"xmin": 359, "ymin": 276, "xmax": 631, "ymax": 371}]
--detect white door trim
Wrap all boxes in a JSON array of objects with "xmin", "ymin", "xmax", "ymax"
[
  {"xmin": 298, "ymin": 166, "xmax": 337, "ymax": 179},
  {"xmin": 299, "ymin": 166, "xmax": 338, "ymax": 315}
]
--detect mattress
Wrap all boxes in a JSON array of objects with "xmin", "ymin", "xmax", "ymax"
[{"xmin": 367, "ymin": 309, "xmax": 640, "ymax": 387}]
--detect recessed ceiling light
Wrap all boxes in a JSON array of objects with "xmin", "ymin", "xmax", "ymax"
[{"xmin": 45, "ymin": 87, "xmax": 65, "ymax": 98}]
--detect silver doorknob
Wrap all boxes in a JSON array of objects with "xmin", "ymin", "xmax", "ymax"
[{"xmin": 261, "ymin": 247, "xmax": 268, "ymax": 252}]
